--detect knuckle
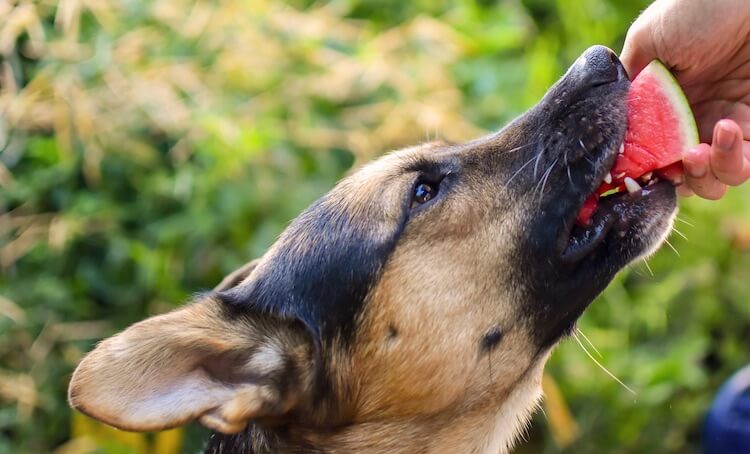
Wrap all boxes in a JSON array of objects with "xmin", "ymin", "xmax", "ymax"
[
  {"xmin": 703, "ymin": 184, "xmax": 727, "ymax": 200},
  {"xmin": 712, "ymin": 168, "xmax": 745, "ymax": 186},
  {"xmin": 689, "ymin": 174, "xmax": 727, "ymax": 200},
  {"xmin": 724, "ymin": 175, "xmax": 746, "ymax": 186}
]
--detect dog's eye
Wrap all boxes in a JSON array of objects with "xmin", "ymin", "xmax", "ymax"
[{"xmin": 412, "ymin": 181, "xmax": 438, "ymax": 205}]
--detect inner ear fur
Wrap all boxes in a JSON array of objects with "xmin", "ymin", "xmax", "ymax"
[
  {"xmin": 68, "ymin": 296, "xmax": 314, "ymax": 434},
  {"xmin": 215, "ymin": 259, "xmax": 261, "ymax": 292}
]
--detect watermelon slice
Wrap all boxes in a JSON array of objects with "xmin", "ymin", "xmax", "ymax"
[{"xmin": 576, "ymin": 60, "xmax": 699, "ymax": 226}]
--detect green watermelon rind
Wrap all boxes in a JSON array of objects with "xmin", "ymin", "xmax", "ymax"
[{"xmin": 639, "ymin": 60, "xmax": 699, "ymax": 149}]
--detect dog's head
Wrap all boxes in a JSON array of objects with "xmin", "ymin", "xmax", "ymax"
[{"xmin": 68, "ymin": 46, "xmax": 676, "ymax": 451}]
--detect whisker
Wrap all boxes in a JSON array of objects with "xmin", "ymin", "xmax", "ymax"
[
  {"xmin": 537, "ymin": 157, "xmax": 559, "ymax": 199},
  {"xmin": 671, "ymin": 226, "xmax": 688, "ymax": 241},
  {"xmin": 578, "ymin": 139, "xmax": 587, "ymax": 152},
  {"xmin": 576, "ymin": 328, "xmax": 602, "ymax": 358},
  {"xmin": 642, "ymin": 258, "xmax": 654, "ymax": 276},
  {"xmin": 506, "ymin": 152, "xmax": 540, "ymax": 187},
  {"xmin": 504, "ymin": 142, "xmax": 536, "ymax": 154},
  {"xmin": 573, "ymin": 333, "xmax": 636, "ymax": 395},
  {"xmin": 627, "ymin": 262, "xmax": 647, "ymax": 277},
  {"xmin": 533, "ymin": 147, "xmax": 546, "ymax": 179},
  {"xmin": 564, "ymin": 148, "xmax": 575, "ymax": 187},
  {"xmin": 629, "ymin": 264, "xmax": 647, "ymax": 278},
  {"xmin": 674, "ymin": 216, "xmax": 694, "ymax": 227},
  {"xmin": 664, "ymin": 238, "xmax": 680, "ymax": 256}
]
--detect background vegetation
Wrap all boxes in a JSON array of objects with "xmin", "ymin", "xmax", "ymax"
[{"xmin": 1, "ymin": 0, "xmax": 748, "ymax": 452}]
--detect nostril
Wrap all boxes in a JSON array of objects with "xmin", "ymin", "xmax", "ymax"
[
  {"xmin": 581, "ymin": 46, "xmax": 623, "ymax": 87},
  {"xmin": 610, "ymin": 50, "xmax": 620, "ymax": 65}
]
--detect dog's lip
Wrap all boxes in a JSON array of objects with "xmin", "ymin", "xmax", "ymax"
[
  {"xmin": 555, "ymin": 137, "xmax": 624, "ymax": 260},
  {"xmin": 560, "ymin": 211, "xmax": 614, "ymax": 263},
  {"xmin": 558, "ymin": 178, "xmax": 673, "ymax": 263}
]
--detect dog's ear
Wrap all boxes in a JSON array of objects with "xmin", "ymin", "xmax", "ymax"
[
  {"xmin": 68, "ymin": 296, "xmax": 313, "ymax": 434},
  {"xmin": 214, "ymin": 259, "xmax": 260, "ymax": 291}
]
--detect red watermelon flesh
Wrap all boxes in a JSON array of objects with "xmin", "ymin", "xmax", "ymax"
[{"xmin": 576, "ymin": 60, "xmax": 699, "ymax": 226}]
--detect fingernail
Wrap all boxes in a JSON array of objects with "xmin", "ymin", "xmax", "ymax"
[
  {"xmin": 715, "ymin": 121, "xmax": 735, "ymax": 151},
  {"xmin": 685, "ymin": 148, "xmax": 707, "ymax": 178}
]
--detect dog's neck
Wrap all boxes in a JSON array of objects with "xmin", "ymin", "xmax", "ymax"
[{"xmin": 205, "ymin": 368, "xmax": 544, "ymax": 454}]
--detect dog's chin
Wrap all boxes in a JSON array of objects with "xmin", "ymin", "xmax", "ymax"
[
  {"xmin": 563, "ymin": 179, "xmax": 677, "ymax": 268},
  {"xmin": 535, "ymin": 143, "xmax": 678, "ymax": 347},
  {"xmin": 539, "ymin": 181, "xmax": 677, "ymax": 347}
]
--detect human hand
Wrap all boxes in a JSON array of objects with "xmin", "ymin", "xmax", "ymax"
[{"xmin": 621, "ymin": 0, "xmax": 750, "ymax": 199}]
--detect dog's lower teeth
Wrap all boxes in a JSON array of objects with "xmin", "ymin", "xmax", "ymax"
[
  {"xmin": 641, "ymin": 172, "xmax": 653, "ymax": 182},
  {"xmin": 624, "ymin": 177, "xmax": 641, "ymax": 193},
  {"xmin": 618, "ymin": 143, "xmax": 625, "ymax": 154},
  {"xmin": 603, "ymin": 172, "xmax": 612, "ymax": 184}
]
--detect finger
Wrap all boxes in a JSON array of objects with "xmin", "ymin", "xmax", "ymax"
[
  {"xmin": 684, "ymin": 144, "xmax": 728, "ymax": 200},
  {"xmin": 676, "ymin": 185, "xmax": 694, "ymax": 197},
  {"xmin": 709, "ymin": 119, "xmax": 750, "ymax": 186},
  {"xmin": 620, "ymin": 17, "xmax": 657, "ymax": 78}
]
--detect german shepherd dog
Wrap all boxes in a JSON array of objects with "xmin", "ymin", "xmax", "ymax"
[{"xmin": 68, "ymin": 46, "xmax": 677, "ymax": 453}]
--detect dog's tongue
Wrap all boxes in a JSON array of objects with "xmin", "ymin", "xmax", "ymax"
[{"xmin": 575, "ymin": 60, "xmax": 699, "ymax": 226}]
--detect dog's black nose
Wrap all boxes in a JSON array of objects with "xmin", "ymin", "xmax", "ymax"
[{"xmin": 575, "ymin": 45, "xmax": 626, "ymax": 87}]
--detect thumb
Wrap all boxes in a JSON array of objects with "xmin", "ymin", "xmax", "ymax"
[{"xmin": 620, "ymin": 22, "xmax": 657, "ymax": 79}]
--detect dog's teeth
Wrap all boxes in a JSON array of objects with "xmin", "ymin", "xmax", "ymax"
[
  {"xmin": 618, "ymin": 143, "xmax": 625, "ymax": 154},
  {"xmin": 624, "ymin": 177, "xmax": 641, "ymax": 193},
  {"xmin": 603, "ymin": 172, "xmax": 612, "ymax": 184},
  {"xmin": 641, "ymin": 172, "xmax": 653, "ymax": 182}
]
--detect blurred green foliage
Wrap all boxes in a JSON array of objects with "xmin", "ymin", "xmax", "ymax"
[{"xmin": 1, "ymin": 0, "xmax": 749, "ymax": 453}]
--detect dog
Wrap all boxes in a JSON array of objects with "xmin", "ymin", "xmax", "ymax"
[{"xmin": 68, "ymin": 46, "xmax": 677, "ymax": 453}]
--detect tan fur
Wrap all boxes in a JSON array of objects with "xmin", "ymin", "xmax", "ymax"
[
  {"xmin": 297, "ymin": 356, "xmax": 548, "ymax": 453},
  {"xmin": 346, "ymin": 141, "xmax": 538, "ymax": 421}
]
